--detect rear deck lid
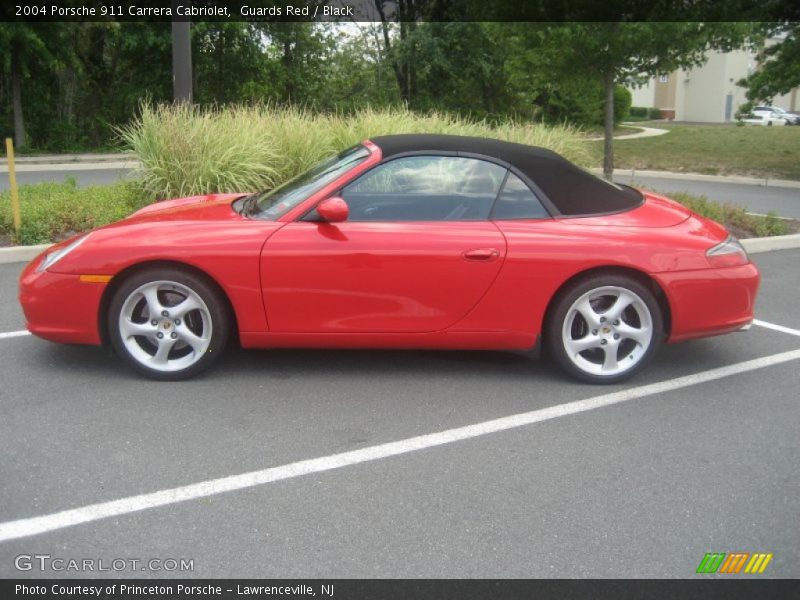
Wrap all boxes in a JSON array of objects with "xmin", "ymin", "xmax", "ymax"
[{"xmin": 566, "ymin": 191, "xmax": 692, "ymax": 228}]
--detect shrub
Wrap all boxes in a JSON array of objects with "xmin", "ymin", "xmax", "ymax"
[
  {"xmin": 531, "ymin": 80, "xmax": 632, "ymax": 128},
  {"xmin": 614, "ymin": 85, "xmax": 632, "ymax": 123},
  {"xmin": 735, "ymin": 101, "xmax": 753, "ymax": 120},
  {"xmin": 0, "ymin": 179, "xmax": 150, "ymax": 245},
  {"xmin": 647, "ymin": 107, "xmax": 662, "ymax": 120},
  {"xmin": 119, "ymin": 103, "xmax": 591, "ymax": 199},
  {"xmin": 624, "ymin": 106, "xmax": 662, "ymax": 120}
]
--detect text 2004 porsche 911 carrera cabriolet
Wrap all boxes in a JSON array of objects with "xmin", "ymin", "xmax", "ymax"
[{"xmin": 19, "ymin": 135, "xmax": 759, "ymax": 383}]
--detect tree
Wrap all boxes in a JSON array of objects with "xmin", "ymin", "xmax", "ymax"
[
  {"xmin": 323, "ymin": 23, "xmax": 399, "ymax": 110},
  {"xmin": 75, "ymin": 22, "xmax": 173, "ymax": 146},
  {"xmin": 504, "ymin": 31, "xmax": 633, "ymax": 127},
  {"xmin": 0, "ymin": 23, "xmax": 74, "ymax": 149},
  {"xmin": 192, "ymin": 22, "xmax": 265, "ymax": 104},
  {"xmin": 523, "ymin": 23, "xmax": 756, "ymax": 179},
  {"xmin": 373, "ymin": 0, "xmax": 421, "ymax": 105},
  {"xmin": 738, "ymin": 24, "xmax": 800, "ymax": 104},
  {"xmin": 389, "ymin": 22, "xmax": 511, "ymax": 119},
  {"xmin": 253, "ymin": 23, "xmax": 334, "ymax": 105}
]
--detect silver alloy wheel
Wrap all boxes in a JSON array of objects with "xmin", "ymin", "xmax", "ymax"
[
  {"xmin": 561, "ymin": 285, "xmax": 653, "ymax": 377},
  {"xmin": 118, "ymin": 280, "xmax": 213, "ymax": 373}
]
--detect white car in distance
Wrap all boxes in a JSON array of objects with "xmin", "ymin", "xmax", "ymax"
[
  {"xmin": 741, "ymin": 111, "xmax": 788, "ymax": 126},
  {"xmin": 752, "ymin": 106, "xmax": 799, "ymax": 125}
]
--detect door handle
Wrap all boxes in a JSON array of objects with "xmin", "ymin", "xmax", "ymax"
[{"xmin": 463, "ymin": 248, "xmax": 500, "ymax": 261}]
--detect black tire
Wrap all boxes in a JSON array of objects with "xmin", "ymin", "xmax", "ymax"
[
  {"xmin": 544, "ymin": 273, "xmax": 664, "ymax": 384},
  {"xmin": 108, "ymin": 268, "xmax": 230, "ymax": 380}
]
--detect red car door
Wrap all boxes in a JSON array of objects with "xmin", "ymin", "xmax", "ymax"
[{"xmin": 261, "ymin": 155, "xmax": 509, "ymax": 333}]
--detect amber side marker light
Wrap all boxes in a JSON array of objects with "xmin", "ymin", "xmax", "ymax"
[{"xmin": 79, "ymin": 275, "xmax": 113, "ymax": 284}]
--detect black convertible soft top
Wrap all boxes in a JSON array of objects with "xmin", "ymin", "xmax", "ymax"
[{"xmin": 368, "ymin": 134, "xmax": 643, "ymax": 217}]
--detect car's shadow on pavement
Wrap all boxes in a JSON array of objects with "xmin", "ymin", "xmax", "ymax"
[
  {"xmin": 28, "ymin": 334, "xmax": 766, "ymax": 391},
  {"xmin": 219, "ymin": 346, "xmax": 569, "ymax": 381},
  {"xmin": 32, "ymin": 341, "xmax": 566, "ymax": 383}
]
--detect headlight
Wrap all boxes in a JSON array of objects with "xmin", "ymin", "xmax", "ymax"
[
  {"xmin": 706, "ymin": 235, "xmax": 748, "ymax": 268},
  {"xmin": 36, "ymin": 234, "xmax": 90, "ymax": 273}
]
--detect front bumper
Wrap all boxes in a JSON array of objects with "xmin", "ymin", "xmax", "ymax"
[
  {"xmin": 18, "ymin": 253, "xmax": 106, "ymax": 345},
  {"xmin": 654, "ymin": 262, "xmax": 760, "ymax": 343}
]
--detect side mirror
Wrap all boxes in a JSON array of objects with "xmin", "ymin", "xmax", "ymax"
[{"xmin": 317, "ymin": 196, "xmax": 349, "ymax": 223}]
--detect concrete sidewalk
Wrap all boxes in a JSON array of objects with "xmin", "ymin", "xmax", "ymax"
[
  {"xmin": 586, "ymin": 124, "xmax": 669, "ymax": 142},
  {"xmin": 0, "ymin": 152, "xmax": 133, "ymax": 165}
]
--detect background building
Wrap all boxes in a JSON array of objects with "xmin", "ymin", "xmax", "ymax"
[{"xmin": 629, "ymin": 37, "xmax": 798, "ymax": 122}]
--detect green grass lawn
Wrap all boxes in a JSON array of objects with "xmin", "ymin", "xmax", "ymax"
[
  {"xmin": 0, "ymin": 179, "xmax": 149, "ymax": 245},
  {"xmin": 578, "ymin": 124, "xmax": 641, "ymax": 137},
  {"xmin": 590, "ymin": 123, "xmax": 800, "ymax": 180}
]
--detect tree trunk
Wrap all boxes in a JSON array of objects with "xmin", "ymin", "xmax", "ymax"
[
  {"xmin": 374, "ymin": 0, "xmax": 405, "ymax": 102},
  {"xmin": 602, "ymin": 70, "xmax": 615, "ymax": 181},
  {"xmin": 396, "ymin": 20, "xmax": 411, "ymax": 103},
  {"xmin": 11, "ymin": 50, "xmax": 26, "ymax": 150},
  {"xmin": 407, "ymin": 20, "xmax": 417, "ymax": 104},
  {"xmin": 282, "ymin": 37, "xmax": 295, "ymax": 101},
  {"xmin": 57, "ymin": 67, "xmax": 77, "ymax": 124},
  {"xmin": 171, "ymin": 6, "xmax": 193, "ymax": 104}
]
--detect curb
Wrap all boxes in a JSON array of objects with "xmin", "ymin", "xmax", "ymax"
[
  {"xmin": 0, "ymin": 244, "xmax": 51, "ymax": 265},
  {"xmin": 0, "ymin": 161, "xmax": 138, "ymax": 173},
  {"xmin": 0, "ymin": 153, "xmax": 134, "ymax": 166},
  {"xmin": 590, "ymin": 167, "xmax": 800, "ymax": 189},
  {"xmin": 2, "ymin": 235, "xmax": 799, "ymax": 265},
  {"xmin": 741, "ymin": 233, "xmax": 800, "ymax": 254}
]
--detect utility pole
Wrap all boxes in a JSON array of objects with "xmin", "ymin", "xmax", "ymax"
[{"xmin": 172, "ymin": 1, "xmax": 192, "ymax": 103}]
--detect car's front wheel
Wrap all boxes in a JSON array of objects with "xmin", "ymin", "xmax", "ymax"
[
  {"xmin": 545, "ymin": 274, "xmax": 663, "ymax": 384},
  {"xmin": 108, "ymin": 268, "xmax": 230, "ymax": 380}
]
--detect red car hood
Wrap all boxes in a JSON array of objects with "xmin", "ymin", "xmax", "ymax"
[
  {"xmin": 125, "ymin": 193, "xmax": 246, "ymax": 223},
  {"xmin": 567, "ymin": 191, "xmax": 693, "ymax": 228}
]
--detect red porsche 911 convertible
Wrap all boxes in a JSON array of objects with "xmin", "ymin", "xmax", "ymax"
[{"xmin": 19, "ymin": 135, "xmax": 759, "ymax": 383}]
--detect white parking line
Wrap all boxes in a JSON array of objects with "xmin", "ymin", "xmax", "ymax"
[
  {"xmin": 753, "ymin": 319, "xmax": 800, "ymax": 337},
  {"xmin": 2, "ymin": 346, "xmax": 800, "ymax": 543},
  {"xmin": 0, "ymin": 330, "xmax": 30, "ymax": 340}
]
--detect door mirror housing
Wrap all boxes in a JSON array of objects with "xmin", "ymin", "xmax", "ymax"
[{"xmin": 317, "ymin": 196, "xmax": 349, "ymax": 223}]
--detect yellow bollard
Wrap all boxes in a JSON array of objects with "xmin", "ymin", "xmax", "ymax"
[{"xmin": 5, "ymin": 138, "xmax": 21, "ymax": 241}]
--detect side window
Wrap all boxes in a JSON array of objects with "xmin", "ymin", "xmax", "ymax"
[
  {"xmin": 492, "ymin": 172, "xmax": 549, "ymax": 219},
  {"xmin": 341, "ymin": 155, "xmax": 506, "ymax": 222}
]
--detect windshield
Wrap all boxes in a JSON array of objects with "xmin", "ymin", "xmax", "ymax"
[{"xmin": 249, "ymin": 145, "xmax": 370, "ymax": 219}]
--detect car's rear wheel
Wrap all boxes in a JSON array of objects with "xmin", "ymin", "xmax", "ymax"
[
  {"xmin": 108, "ymin": 269, "xmax": 229, "ymax": 380},
  {"xmin": 545, "ymin": 274, "xmax": 663, "ymax": 384}
]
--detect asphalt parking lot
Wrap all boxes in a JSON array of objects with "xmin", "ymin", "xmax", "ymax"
[{"xmin": 0, "ymin": 249, "xmax": 798, "ymax": 579}]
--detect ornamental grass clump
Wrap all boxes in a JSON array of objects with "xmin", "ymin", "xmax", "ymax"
[
  {"xmin": 119, "ymin": 103, "xmax": 590, "ymax": 199},
  {"xmin": 118, "ymin": 103, "xmax": 282, "ymax": 199}
]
